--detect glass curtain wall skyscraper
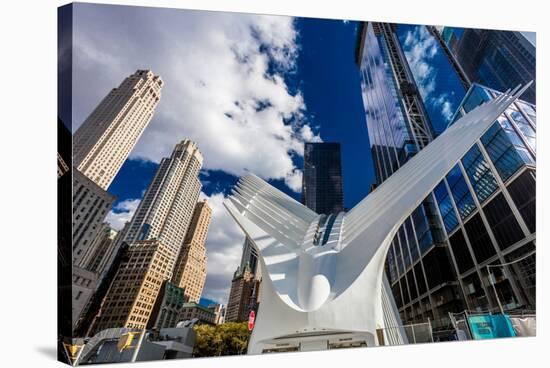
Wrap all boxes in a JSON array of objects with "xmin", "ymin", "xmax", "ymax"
[
  {"xmin": 439, "ymin": 27, "xmax": 536, "ymax": 104},
  {"xmin": 356, "ymin": 22, "xmax": 458, "ymax": 332},
  {"xmin": 240, "ymin": 237, "xmax": 259, "ymax": 276},
  {"xmin": 356, "ymin": 22, "xmax": 536, "ymax": 335},
  {"xmin": 301, "ymin": 142, "xmax": 344, "ymax": 215},
  {"xmin": 439, "ymin": 84, "xmax": 536, "ymax": 314}
]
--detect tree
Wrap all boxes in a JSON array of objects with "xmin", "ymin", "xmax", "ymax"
[{"xmin": 193, "ymin": 322, "xmax": 251, "ymax": 357}]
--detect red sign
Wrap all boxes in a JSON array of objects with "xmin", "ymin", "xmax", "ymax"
[{"xmin": 248, "ymin": 310, "xmax": 255, "ymax": 331}]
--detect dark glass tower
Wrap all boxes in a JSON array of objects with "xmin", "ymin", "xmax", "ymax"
[
  {"xmin": 240, "ymin": 237, "xmax": 259, "ymax": 276},
  {"xmin": 301, "ymin": 142, "xmax": 344, "ymax": 215},
  {"xmin": 355, "ymin": 22, "xmax": 435, "ymax": 184},
  {"xmin": 356, "ymin": 22, "xmax": 458, "ymax": 333},
  {"xmin": 356, "ymin": 22, "xmax": 536, "ymax": 337},
  {"xmin": 438, "ymin": 27, "xmax": 536, "ymax": 104},
  {"xmin": 434, "ymin": 84, "xmax": 536, "ymax": 318}
]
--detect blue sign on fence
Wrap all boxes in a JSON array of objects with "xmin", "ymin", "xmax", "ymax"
[{"xmin": 468, "ymin": 314, "xmax": 516, "ymax": 340}]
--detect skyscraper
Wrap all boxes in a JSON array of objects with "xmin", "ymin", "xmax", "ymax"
[
  {"xmin": 73, "ymin": 70, "xmax": 163, "ymax": 190},
  {"xmin": 72, "ymin": 266, "xmax": 99, "ymax": 331},
  {"xmin": 147, "ymin": 281, "xmax": 187, "ymax": 329},
  {"xmin": 91, "ymin": 139, "xmax": 204, "ymax": 331},
  {"xmin": 92, "ymin": 240, "xmax": 174, "ymax": 331},
  {"xmin": 207, "ymin": 303, "xmax": 226, "ymax": 325},
  {"xmin": 72, "ymin": 170, "xmax": 116, "ymax": 267},
  {"xmin": 225, "ymin": 236, "xmax": 262, "ymax": 324},
  {"xmin": 438, "ymin": 84, "xmax": 536, "ymax": 313},
  {"xmin": 301, "ymin": 142, "xmax": 344, "ymax": 215},
  {"xmin": 438, "ymin": 27, "xmax": 536, "ymax": 104},
  {"xmin": 124, "ymin": 139, "xmax": 203, "ymax": 270},
  {"xmin": 172, "ymin": 200, "xmax": 212, "ymax": 303},
  {"xmin": 80, "ymin": 224, "xmax": 118, "ymax": 278},
  {"xmin": 179, "ymin": 302, "xmax": 218, "ymax": 325},
  {"xmin": 73, "ymin": 224, "xmax": 131, "ymax": 337},
  {"xmin": 426, "ymin": 26, "xmax": 471, "ymax": 91},
  {"xmin": 356, "ymin": 21, "xmax": 466, "ymax": 332},
  {"xmin": 356, "ymin": 22, "xmax": 536, "ymax": 335},
  {"xmin": 58, "ymin": 152, "xmax": 69, "ymax": 178},
  {"xmin": 239, "ymin": 237, "xmax": 259, "ymax": 276},
  {"xmin": 355, "ymin": 22, "xmax": 435, "ymax": 184},
  {"xmin": 225, "ymin": 264, "xmax": 260, "ymax": 322}
]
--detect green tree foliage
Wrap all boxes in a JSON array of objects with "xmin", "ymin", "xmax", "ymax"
[{"xmin": 193, "ymin": 322, "xmax": 251, "ymax": 357}]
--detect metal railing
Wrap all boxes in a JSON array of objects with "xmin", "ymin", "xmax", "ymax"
[{"xmin": 379, "ymin": 321, "xmax": 434, "ymax": 345}]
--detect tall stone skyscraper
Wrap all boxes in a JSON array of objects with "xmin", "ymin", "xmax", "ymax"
[
  {"xmin": 72, "ymin": 170, "xmax": 115, "ymax": 267},
  {"xmin": 73, "ymin": 70, "xmax": 163, "ymax": 190},
  {"xmin": 92, "ymin": 140, "xmax": 203, "ymax": 331},
  {"xmin": 225, "ymin": 265, "xmax": 260, "ymax": 322},
  {"xmin": 80, "ymin": 224, "xmax": 118, "ymax": 278},
  {"xmin": 124, "ymin": 139, "xmax": 203, "ymax": 270},
  {"xmin": 226, "ymin": 237, "xmax": 262, "ymax": 323},
  {"xmin": 172, "ymin": 200, "xmax": 212, "ymax": 303},
  {"xmin": 301, "ymin": 142, "xmax": 344, "ymax": 215}
]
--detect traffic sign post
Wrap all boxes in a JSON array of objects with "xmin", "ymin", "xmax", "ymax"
[{"xmin": 248, "ymin": 310, "xmax": 255, "ymax": 331}]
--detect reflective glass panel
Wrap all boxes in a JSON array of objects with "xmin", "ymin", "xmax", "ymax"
[
  {"xmin": 461, "ymin": 144, "xmax": 499, "ymax": 203},
  {"xmin": 446, "ymin": 165, "xmax": 476, "ymax": 219}
]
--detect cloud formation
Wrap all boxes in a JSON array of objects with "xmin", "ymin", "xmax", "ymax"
[
  {"xmin": 71, "ymin": 4, "xmax": 326, "ymax": 304},
  {"xmin": 199, "ymin": 192, "xmax": 246, "ymax": 304},
  {"xmin": 105, "ymin": 198, "xmax": 141, "ymax": 231},
  {"xmin": 402, "ymin": 25, "xmax": 455, "ymax": 125},
  {"xmin": 72, "ymin": 4, "xmax": 321, "ymax": 193},
  {"xmin": 432, "ymin": 93, "xmax": 454, "ymax": 121}
]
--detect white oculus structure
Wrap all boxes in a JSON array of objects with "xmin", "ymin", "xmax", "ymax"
[{"xmin": 224, "ymin": 84, "xmax": 532, "ymax": 354}]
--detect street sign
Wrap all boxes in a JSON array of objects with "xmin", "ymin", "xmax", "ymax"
[{"xmin": 248, "ymin": 310, "xmax": 255, "ymax": 331}]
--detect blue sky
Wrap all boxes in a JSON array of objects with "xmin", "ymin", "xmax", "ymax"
[
  {"xmin": 397, "ymin": 24, "xmax": 467, "ymax": 136},
  {"xmin": 72, "ymin": 4, "xmax": 467, "ymax": 304}
]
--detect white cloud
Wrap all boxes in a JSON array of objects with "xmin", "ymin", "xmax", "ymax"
[
  {"xmin": 299, "ymin": 125, "xmax": 323, "ymax": 143},
  {"xmin": 72, "ymin": 5, "xmax": 321, "ymax": 193},
  {"xmin": 402, "ymin": 25, "xmax": 454, "ymax": 125},
  {"xmin": 199, "ymin": 192, "xmax": 246, "ymax": 304},
  {"xmin": 402, "ymin": 25, "xmax": 438, "ymax": 98},
  {"xmin": 284, "ymin": 169, "xmax": 303, "ymax": 192},
  {"xmin": 432, "ymin": 94, "xmax": 454, "ymax": 121},
  {"xmin": 105, "ymin": 198, "xmax": 141, "ymax": 231}
]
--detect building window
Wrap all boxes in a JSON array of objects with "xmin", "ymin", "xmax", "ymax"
[
  {"xmin": 462, "ymin": 84, "xmax": 493, "ymax": 114},
  {"xmin": 504, "ymin": 243, "xmax": 536, "ymax": 308},
  {"xmin": 463, "ymin": 273, "xmax": 489, "ymax": 312},
  {"xmin": 422, "ymin": 247, "xmax": 456, "ymax": 290},
  {"xmin": 463, "ymin": 213, "xmax": 495, "ymax": 263},
  {"xmin": 481, "ymin": 118, "xmax": 533, "ymax": 182},
  {"xmin": 413, "ymin": 263, "xmax": 427, "ymax": 296},
  {"xmin": 508, "ymin": 109, "xmax": 536, "ymax": 151},
  {"xmin": 393, "ymin": 239, "xmax": 404, "ymax": 276},
  {"xmin": 386, "ymin": 245, "xmax": 398, "ymax": 284},
  {"xmin": 446, "ymin": 165, "xmax": 476, "ymax": 220},
  {"xmin": 517, "ymin": 102, "xmax": 536, "ymax": 126},
  {"xmin": 412, "ymin": 204, "xmax": 435, "ymax": 255},
  {"xmin": 407, "ymin": 271, "xmax": 418, "ymax": 301},
  {"xmin": 506, "ymin": 169, "xmax": 536, "ymax": 233},
  {"xmin": 449, "ymin": 230, "xmax": 475, "ymax": 274},
  {"xmin": 482, "ymin": 193, "xmax": 524, "ymax": 250},
  {"xmin": 401, "ymin": 277, "xmax": 411, "ymax": 306},
  {"xmin": 404, "ymin": 219, "xmax": 419, "ymax": 263},
  {"xmin": 434, "ymin": 181, "xmax": 459, "ymax": 233},
  {"xmin": 461, "ymin": 144, "xmax": 499, "ymax": 203}
]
